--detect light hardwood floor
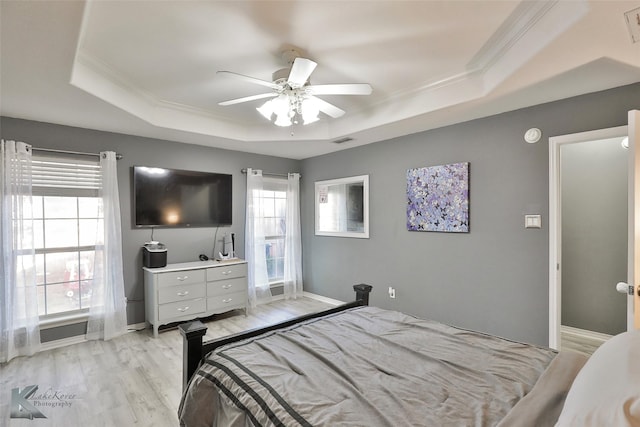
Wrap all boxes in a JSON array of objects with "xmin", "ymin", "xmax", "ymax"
[
  {"xmin": 560, "ymin": 326, "xmax": 610, "ymax": 357},
  {"xmin": 1, "ymin": 297, "xmax": 334, "ymax": 427}
]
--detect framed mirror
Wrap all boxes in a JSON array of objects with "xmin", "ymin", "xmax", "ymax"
[{"xmin": 315, "ymin": 175, "xmax": 369, "ymax": 238}]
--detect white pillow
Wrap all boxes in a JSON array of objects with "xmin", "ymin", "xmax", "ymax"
[{"xmin": 555, "ymin": 329, "xmax": 640, "ymax": 427}]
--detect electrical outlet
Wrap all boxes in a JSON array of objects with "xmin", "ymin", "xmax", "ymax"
[{"xmin": 388, "ymin": 286, "xmax": 396, "ymax": 299}]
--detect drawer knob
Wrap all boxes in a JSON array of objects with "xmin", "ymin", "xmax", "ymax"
[
  {"xmin": 222, "ymin": 270, "xmax": 233, "ymax": 275},
  {"xmin": 177, "ymin": 291, "xmax": 189, "ymax": 297},
  {"xmin": 177, "ymin": 276, "xmax": 189, "ymax": 281},
  {"xmin": 222, "ymin": 284, "xmax": 233, "ymax": 289},
  {"xmin": 177, "ymin": 306, "xmax": 190, "ymax": 312},
  {"xmin": 222, "ymin": 298, "xmax": 233, "ymax": 303}
]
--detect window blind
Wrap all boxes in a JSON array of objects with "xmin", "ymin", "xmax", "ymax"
[{"xmin": 32, "ymin": 155, "xmax": 101, "ymax": 196}]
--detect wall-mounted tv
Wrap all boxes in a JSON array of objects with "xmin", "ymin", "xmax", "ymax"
[{"xmin": 133, "ymin": 166, "xmax": 232, "ymax": 228}]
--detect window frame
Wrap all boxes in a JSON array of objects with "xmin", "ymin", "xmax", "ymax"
[
  {"xmin": 260, "ymin": 177, "xmax": 287, "ymax": 286},
  {"xmin": 30, "ymin": 154, "xmax": 103, "ymax": 324}
]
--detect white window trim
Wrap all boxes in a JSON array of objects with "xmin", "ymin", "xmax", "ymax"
[
  {"xmin": 31, "ymin": 153, "xmax": 102, "ymax": 324},
  {"xmin": 261, "ymin": 176, "xmax": 287, "ymax": 285}
]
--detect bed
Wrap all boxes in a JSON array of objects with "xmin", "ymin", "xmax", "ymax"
[{"xmin": 177, "ymin": 285, "xmax": 640, "ymax": 427}]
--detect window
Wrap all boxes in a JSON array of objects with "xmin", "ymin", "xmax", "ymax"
[
  {"xmin": 259, "ymin": 178, "xmax": 287, "ymax": 284},
  {"xmin": 30, "ymin": 155, "xmax": 103, "ymax": 319}
]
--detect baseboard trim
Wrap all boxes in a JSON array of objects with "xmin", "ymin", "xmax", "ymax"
[
  {"xmin": 127, "ymin": 322, "xmax": 148, "ymax": 332},
  {"xmin": 561, "ymin": 325, "xmax": 612, "ymax": 345},
  {"xmin": 259, "ymin": 291, "xmax": 344, "ymax": 306},
  {"xmin": 302, "ymin": 292, "xmax": 344, "ymax": 306}
]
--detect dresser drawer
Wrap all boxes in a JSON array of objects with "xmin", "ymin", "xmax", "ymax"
[
  {"xmin": 156, "ymin": 269, "xmax": 205, "ymax": 288},
  {"xmin": 206, "ymin": 277, "xmax": 245, "ymax": 297},
  {"xmin": 206, "ymin": 263, "xmax": 247, "ymax": 282},
  {"xmin": 158, "ymin": 298, "xmax": 206, "ymax": 321},
  {"xmin": 207, "ymin": 291, "xmax": 246, "ymax": 312},
  {"xmin": 158, "ymin": 283, "xmax": 206, "ymax": 305}
]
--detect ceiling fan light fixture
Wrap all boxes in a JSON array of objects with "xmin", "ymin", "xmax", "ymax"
[
  {"xmin": 303, "ymin": 114, "xmax": 319, "ymax": 125},
  {"xmin": 274, "ymin": 112, "xmax": 292, "ymax": 127},
  {"xmin": 257, "ymin": 95, "xmax": 292, "ymax": 126},
  {"xmin": 260, "ymin": 93, "xmax": 321, "ymax": 126},
  {"xmin": 221, "ymin": 51, "xmax": 371, "ymax": 128},
  {"xmin": 301, "ymin": 98, "xmax": 320, "ymax": 125},
  {"xmin": 256, "ymin": 100, "xmax": 274, "ymax": 120},
  {"xmin": 272, "ymin": 94, "xmax": 290, "ymax": 114}
]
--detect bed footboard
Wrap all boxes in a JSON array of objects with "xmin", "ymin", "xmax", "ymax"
[{"xmin": 179, "ymin": 283, "xmax": 373, "ymax": 391}]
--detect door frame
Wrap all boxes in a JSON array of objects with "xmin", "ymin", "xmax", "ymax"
[{"xmin": 548, "ymin": 125, "xmax": 628, "ymax": 349}]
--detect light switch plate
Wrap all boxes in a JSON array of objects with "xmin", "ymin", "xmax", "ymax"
[{"xmin": 525, "ymin": 214, "xmax": 542, "ymax": 229}]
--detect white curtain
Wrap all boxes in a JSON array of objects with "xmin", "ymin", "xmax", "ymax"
[
  {"xmin": 283, "ymin": 173, "xmax": 303, "ymax": 299},
  {"xmin": 0, "ymin": 140, "xmax": 40, "ymax": 363},
  {"xmin": 245, "ymin": 168, "xmax": 272, "ymax": 309},
  {"xmin": 86, "ymin": 152, "xmax": 127, "ymax": 341}
]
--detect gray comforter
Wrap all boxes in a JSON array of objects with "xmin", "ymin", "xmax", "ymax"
[{"xmin": 179, "ymin": 306, "xmax": 586, "ymax": 427}]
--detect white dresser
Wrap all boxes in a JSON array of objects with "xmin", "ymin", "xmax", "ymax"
[{"xmin": 143, "ymin": 259, "xmax": 247, "ymax": 337}]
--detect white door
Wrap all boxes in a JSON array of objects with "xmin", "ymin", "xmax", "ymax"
[{"xmin": 549, "ymin": 110, "xmax": 640, "ymax": 349}]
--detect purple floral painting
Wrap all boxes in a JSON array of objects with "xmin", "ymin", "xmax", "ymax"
[{"xmin": 407, "ymin": 162, "xmax": 469, "ymax": 232}]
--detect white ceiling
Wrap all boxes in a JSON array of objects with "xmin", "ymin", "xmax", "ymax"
[{"xmin": 1, "ymin": 1, "xmax": 639, "ymax": 159}]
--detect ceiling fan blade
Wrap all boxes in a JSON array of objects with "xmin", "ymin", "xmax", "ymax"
[
  {"xmin": 287, "ymin": 58, "xmax": 317, "ymax": 88},
  {"xmin": 217, "ymin": 71, "xmax": 280, "ymax": 90},
  {"xmin": 309, "ymin": 96, "xmax": 345, "ymax": 118},
  {"xmin": 218, "ymin": 93, "xmax": 277, "ymax": 106},
  {"xmin": 306, "ymin": 83, "xmax": 372, "ymax": 96}
]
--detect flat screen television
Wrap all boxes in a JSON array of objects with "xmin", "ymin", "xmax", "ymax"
[{"xmin": 133, "ymin": 166, "xmax": 232, "ymax": 227}]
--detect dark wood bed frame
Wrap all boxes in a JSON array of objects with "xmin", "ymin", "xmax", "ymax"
[{"xmin": 179, "ymin": 284, "xmax": 373, "ymax": 390}]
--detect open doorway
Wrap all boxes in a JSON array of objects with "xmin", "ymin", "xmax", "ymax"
[
  {"xmin": 560, "ymin": 136, "xmax": 628, "ymax": 354},
  {"xmin": 549, "ymin": 126, "xmax": 629, "ymax": 354}
]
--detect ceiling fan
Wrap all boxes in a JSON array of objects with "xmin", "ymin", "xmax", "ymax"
[{"xmin": 217, "ymin": 49, "xmax": 372, "ymax": 127}]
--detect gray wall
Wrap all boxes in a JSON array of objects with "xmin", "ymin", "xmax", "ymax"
[
  {"xmin": 561, "ymin": 138, "xmax": 627, "ymax": 335},
  {"xmin": 300, "ymin": 82, "xmax": 640, "ymax": 346},
  {"xmin": 2, "ymin": 82, "xmax": 639, "ymax": 346},
  {"xmin": 0, "ymin": 117, "xmax": 299, "ymax": 341}
]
